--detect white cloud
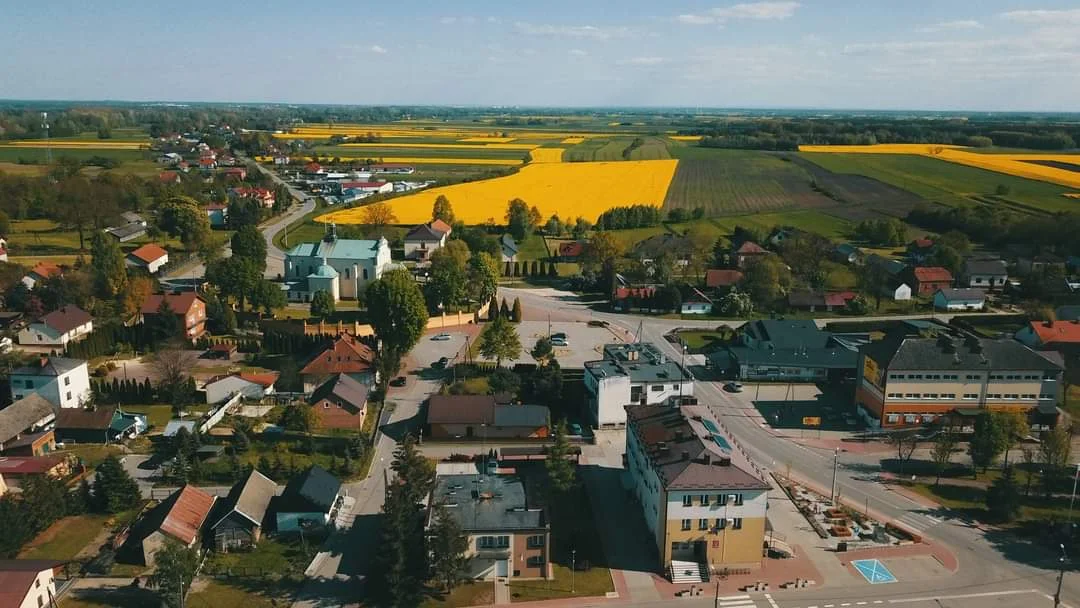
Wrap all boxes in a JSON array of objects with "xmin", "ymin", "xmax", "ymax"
[
  {"xmin": 915, "ymin": 20, "xmax": 983, "ymax": 33},
  {"xmin": 369, "ymin": 45, "xmax": 388, "ymax": 54},
  {"xmin": 619, "ymin": 56, "xmax": 665, "ymax": 66},
  {"xmin": 514, "ymin": 22, "xmax": 632, "ymax": 40},
  {"xmin": 1000, "ymin": 8, "xmax": 1080, "ymax": 25},
  {"xmin": 439, "ymin": 16, "xmax": 478, "ymax": 25},
  {"xmin": 569, "ymin": 49, "xmax": 588, "ymax": 57},
  {"xmin": 677, "ymin": 2, "xmax": 800, "ymax": 25}
]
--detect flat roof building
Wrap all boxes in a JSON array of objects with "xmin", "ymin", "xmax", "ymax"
[{"xmin": 584, "ymin": 342, "xmax": 693, "ymax": 428}]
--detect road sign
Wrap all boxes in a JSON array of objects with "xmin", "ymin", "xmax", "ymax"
[{"xmin": 802, "ymin": 416, "xmax": 821, "ymax": 426}]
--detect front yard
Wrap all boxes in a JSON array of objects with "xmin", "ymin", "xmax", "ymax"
[
  {"xmin": 508, "ymin": 564, "xmax": 614, "ymax": 602},
  {"xmin": 420, "ymin": 581, "xmax": 495, "ymax": 608},
  {"xmin": 18, "ymin": 514, "xmax": 113, "ymax": 561}
]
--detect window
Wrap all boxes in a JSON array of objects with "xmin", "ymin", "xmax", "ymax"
[
  {"xmin": 344, "ymin": 268, "xmax": 351, "ymax": 279},
  {"xmin": 1041, "ymin": 393, "xmax": 1055, "ymax": 400},
  {"xmin": 527, "ymin": 535, "xmax": 545, "ymax": 548},
  {"xmin": 24, "ymin": 380, "xmax": 32, "ymax": 389},
  {"xmin": 66, "ymin": 392, "xmax": 72, "ymax": 401},
  {"xmin": 715, "ymin": 518, "xmax": 726, "ymax": 530},
  {"xmin": 683, "ymin": 495, "xmax": 692, "ymax": 507},
  {"xmin": 712, "ymin": 540, "xmax": 720, "ymax": 548},
  {"xmin": 478, "ymin": 536, "xmax": 510, "ymax": 549},
  {"xmin": 362, "ymin": 268, "xmax": 369, "ymax": 280},
  {"xmin": 650, "ymin": 385, "xmax": 663, "ymax": 392},
  {"xmin": 963, "ymin": 393, "xmax": 978, "ymax": 400},
  {"xmin": 700, "ymin": 494, "xmax": 710, "ymax": 506},
  {"xmin": 717, "ymin": 494, "xmax": 727, "ymax": 505},
  {"xmin": 323, "ymin": 402, "xmax": 330, "ymax": 409},
  {"xmin": 1044, "ymin": 373, "xmax": 1057, "ymax": 381},
  {"xmin": 699, "ymin": 518, "xmax": 709, "ymax": 530},
  {"xmin": 526, "ymin": 556, "xmax": 545, "ymax": 567},
  {"xmin": 732, "ymin": 518, "xmax": 743, "ymax": 530},
  {"xmin": 886, "ymin": 414, "xmax": 900, "ymax": 423},
  {"xmin": 64, "ymin": 376, "xmax": 70, "ymax": 386},
  {"xmin": 681, "ymin": 519, "xmax": 692, "ymax": 531},
  {"xmin": 733, "ymin": 494, "xmax": 743, "ymax": 506},
  {"xmin": 966, "ymin": 374, "xmax": 981, "ymax": 380}
]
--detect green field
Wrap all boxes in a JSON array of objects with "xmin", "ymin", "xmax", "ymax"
[
  {"xmin": 709, "ymin": 210, "xmax": 853, "ymax": 241},
  {"xmin": 563, "ymin": 136, "xmax": 671, "ymax": 162},
  {"xmin": 312, "ymin": 145, "xmax": 528, "ymax": 160},
  {"xmin": 800, "ymin": 152, "xmax": 1076, "ymax": 213},
  {"xmin": 0, "ymin": 147, "xmax": 148, "ymax": 163}
]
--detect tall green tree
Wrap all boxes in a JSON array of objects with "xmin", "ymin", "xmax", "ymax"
[
  {"xmin": 374, "ymin": 435, "xmax": 435, "ymax": 608},
  {"xmin": 427, "ymin": 240, "xmax": 470, "ymax": 309},
  {"xmin": 432, "ymin": 195, "xmax": 455, "ymax": 224},
  {"xmin": 150, "ymin": 541, "xmax": 200, "ymax": 608},
  {"xmin": 92, "ymin": 455, "xmax": 141, "ymax": 514},
  {"xmin": 968, "ymin": 412, "xmax": 1007, "ymax": 476},
  {"xmin": 742, "ymin": 256, "xmax": 792, "ymax": 308},
  {"xmin": 467, "ymin": 252, "xmax": 500, "ymax": 306},
  {"xmin": 249, "ymin": 278, "xmax": 286, "ymax": 315},
  {"xmin": 1039, "ymin": 424, "xmax": 1073, "ymax": 497},
  {"xmin": 231, "ymin": 224, "xmax": 267, "ymax": 273},
  {"xmin": 367, "ymin": 269, "xmax": 429, "ymax": 388},
  {"xmin": 206, "ymin": 257, "xmax": 262, "ymax": 311},
  {"xmin": 931, "ymin": 430, "xmax": 958, "ymax": 485},
  {"xmin": 310, "ymin": 290, "xmax": 335, "ymax": 320},
  {"xmin": 985, "ymin": 466, "xmax": 1021, "ymax": 522},
  {"xmin": 545, "ymin": 420, "xmax": 577, "ymax": 495},
  {"xmin": 89, "ymin": 231, "xmax": 128, "ymax": 298},
  {"xmin": 479, "ymin": 316, "xmax": 521, "ymax": 367},
  {"xmin": 428, "ymin": 504, "xmax": 469, "ymax": 592},
  {"xmin": 505, "ymin": 198, "xmax": 534, "ymax": 241}
]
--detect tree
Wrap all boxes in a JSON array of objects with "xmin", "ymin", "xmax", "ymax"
[
  {"xmin": 428, "ymin": 504, "xmax": 469, "ymax": 592},
  {"xmin": 845, "ymin": 295, "xmax": 870, "ymax": 315},
  {"xmin": 488, "ymin": 368, "xmax": 521, "ymax": 396},
  {"xmin": 742, "ymin": 256, "xmax": 792, "ymax": 308},
  {"xmin": 479, "ymin": 316, "xmax": 521, "ymax": 367},
  {"xmin": 1039, "ymin": 424, "xmax": 1073, "ymax": 498},
  {"xmin": 654, "ymin": 284, "xmax": 682, "ymax": 313},
  {"xmin": 152, "ymin": 347, "xmax": 197, "ymax": 413},
  {"xmin": 0, "ymin": 210, "xmax": 10, "ymax": 236},
  {"xmin": 985, "ymin": 467, "xmax": 1022, "ymax": 522},
  {"xmin": 432, "ymin": 195, "xmax": 455, "ymax": 225},
  {"xmin": 373, "ymin": 435, "xmax": 435, "ymax": 607},
  {"xmin": 206, "ymin": 257, "xmax": 262, "ymax": 311},
  {"xmin": 89, "ymin": 231, "xmax": 128, "ymax": 298},
  {"xmin": 281, "ymin": 404, "xmax": 317, "ymax": 434},
  {"xmin": 362, "ymin": 202, "xmax": 397, "ymax": 237},
  {"xmin": 122, "ymin": 275, "xmax": 154, "ymax": 320},
  {"xmin": 367, "ymin": 269, "xmax": 428, "ymax": 388},
  {"xmin": 997, "ymin": 410, "xmax": 1030, "ymax": 469},
  {"xmin": 546, "ymin": 420, "xmax": 577, "ymax": 495},
  {"xmin": 526, "ymin": 358, "xmax": 563, "ymax": 404},
  {"xmin": 888, "ymin": 430, "xmax": 921, "ymax": 476},
  {"xmin": 511, "ymin": 297, "xmax": 523, "ymax": 322},
  {"xmin": 250, "ymin": 278, "xmax": 286, "ymax": 315},
  {"xmin": 929, "ymin": 245, "xmax": 963, "ymax": 276},
  {"xmin": 969, "ymin": 412, "xmax": 1007, "ymax": 476},
  {"xmin": 505, "ymin": 198, "xmax": 534, "ymax": 241},
  {"xmin": 582, "ymin": 231, "xmax": 625, "ymax": 293},
  {"xmin": 779, "ymin": 232, "xmax": 832, "ymax": 285},
  {"xmin": 150, "ymin": 541, "xmax": 200, "ymax": 608},
  {"xmin": 427, "ymin": 240, "xmax": 470, "ymax": 310},
  {"xmin": 716, "ymin": 288, "xmax": 754, "ymax": 317},
  {"xmin": 572, "ymin": 217, "xmax": 592, "ymax": 238},
  {"xmin": 684, "ymin": 224, "xmax": 714, "ymax": 281},
  {"xmin": 466, "ymin": 252, "xmax": 500, "ymax": 306},
  {"xmin": 531, "ymin": 337, "xmax": 554, "ymax": 365},
  {"xmin": 545, "ymin": 214, "xmax": 563, "ymax": 236},
  {"xmin": 159, "ymin": 196, "xmax": 211, "ymax": 251},
  {"xmin": 931, "ymin": 430, "xmax": 958, "ymax": 485},
  {"xmin": 92, "ymin": 455, "xmax": 141, "ymax": 514},
  {"xmin": 1020, "ymin": 445, "xmax": 1039, "ymax": 497},
  {"xmin": 231, "ymin": 224, "xmax": 267, "ymax": 272},
  {"xmin": 310, "ymin": 290, "xmax": 336, "ymax": 320}
]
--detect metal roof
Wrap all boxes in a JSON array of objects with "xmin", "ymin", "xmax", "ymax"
[{"xmin": 431, "ymin": 474, "xmax": 546, "ymax": 532}]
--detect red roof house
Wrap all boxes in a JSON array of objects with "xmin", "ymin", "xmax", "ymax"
[
  {"xmin": 158, "ymin": 171, "xmax": 181, "ymax": 184},
  {"xmin": 141, "ymin": 293, "xmax": 206, "ymax": 339},
  {"xmin": 558, "ymin": 241, "xmax": 585, "ymax": 259},
  {"xmin": 907, "ymin": 266, "xmax": 954, "ymax": 296},
  {"xmin": 705, "ymin": 269, "xmax": 744, "ymax": 289},
  {"xmin": 300, "ymin": 335, "xmax": 376, "ymax": 392},
  {"xmin": 734, "ymin": 241, "xmax": 769, "ymax": 269}
]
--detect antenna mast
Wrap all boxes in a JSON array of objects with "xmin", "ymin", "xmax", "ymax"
[{"xmin": 41, "ymin": 112, "xmax": 51, "ymax": 164}]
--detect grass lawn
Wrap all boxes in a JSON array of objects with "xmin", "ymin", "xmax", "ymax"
[
  {"xmin": 516, "ymin": 234, "xmax": 550, "ymax": 260},
  {"xmin": 186, "ymin": 580, "xmax": 295, "ymax": 608},
  {"xmin": 122, "ymin": 404, "xmax": 174, "ymax": 430},
  {"xmin": 53, "ymin": 444, "xmax": 125, "ymax": 468},
  {"xmin": 61, "ymin": 588, "xmax": 160, "ymax": 608},
  {"xmin": 908, "ymin": 479, "xmax": 1076, "ymax": 523},
  {"xmin": 509, "ymin": 564, "xmax": 614, "ymax": 602},
  {"xmin": 205, "ymin": 537, "xmax": 313, "ymax": 577},
  {"xmin": 420, "ymin": 581, "xmax": 495, "ymax": 608},
  {"xmin": 710, "ymin": 210, "xmax": 852, "ymax": 241},
  {"xmin": 18, "ymin": 514, "xmax": 112, "ymax": 561},
  {"xmin": 676, "ymin": 329, "xmax": 730, "ymax": 352}
]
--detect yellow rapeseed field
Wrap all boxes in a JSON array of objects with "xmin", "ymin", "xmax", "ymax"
[
  {"xmin": 275, "ymin": 124, "xmax": 602, "ymax": 141},
  {"xmin": 459, "ymin": 137, "xmax": 517, "ymax": 143},
  {"xmin": 529, "ymin": 149, "xmax": 565, "ymax": 163},
  {"xmin": 561, "ymin": 137, "xmax": 585, "ymax": 145},
  {"xmin": 798, "ymin": 144, "xmax": 965, "ymax": 154},
  {"xmin": 339, "ymin": 142, "xmax": 539, "ymax": 150},
  {"xmin": 317, "ymin": 159, "xmax": 678, "ymax": 225},
  {"xmin": 669, "ymin": 136, "xmax": 702, "ymax": 142},
  {"xmin": 1064, "ymin": 193, "xmax": 1080, "ymax": 199}
]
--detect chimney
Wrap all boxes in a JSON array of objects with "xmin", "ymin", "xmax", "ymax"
[
  {"xmin": 718, "ymin": 456, "xmax": 732, "ymax": 466},
  {"xmin": 681, "ymin": 450, "xmax": 690, "ymax": 461},
  {"xmin": 1045, "ymin": 320, "xmax": 1054, "ymax": 328}
]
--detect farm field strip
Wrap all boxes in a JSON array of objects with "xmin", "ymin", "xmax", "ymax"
[
  {"xmin": 0, "ymin": 141, "xmax": 148, "ymax": 149},
  {"xmin": 312, "ymin": 145, "xmax": 528, "ymax": 160},
  {"xmin": 458, "ymin": 137, "xmax": 517, "ymax": 143},
  {"xmin": 561, "ymin": 137, "xmax": 585, "ymax": 145},
  {"xmin": 317, "ymin": 159, "xmax": 678, "ymax": 225},
  {"xmin": 670, "ymin": 135, "xmax": 703, "ymax": 142},
  {"xmin": 329, "ymin": 156, "xmax": 523, "ymax": 166},
  {"xmin": 338, "ymin": 142, "xmax": 539, "ymax": 150},
  {"xmin": 530, "ymin": 149, "xmax": 565, "ymax": 163}
]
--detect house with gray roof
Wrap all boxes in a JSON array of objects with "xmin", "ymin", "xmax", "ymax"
[
  {"xmin": 709, "ymin": 319, "xmax": 866, "ymax": 382},
  {"xmin": 427, "ymin": 473, "xmax": 550, "ymax": 580},
  {"xmin": 403, "ymin": 222, "xmax": 450, "ymax": 261},
  {"xmin": 18, "ymin": 305, "xmax": 93, "ymax": 347},
  {"xmin": 425, "ymin": 395, "xmax": 550, "ymax": 440},
  {"xmin": 0, "ymin": 394, "xmax": 56, "ymax": 456},
  {"xmin": 9, "ymin": 357, "xmax": 91, "ymax": 410},
  {"xmin": 210, "ymin": 469, "xmax": 277, "ymax": 551},
  {"xmin": 274, "ymin": 465, "xmax": 342, "ymax": 533},
  {"xmin": 309, "ymin": 373, "xmax": 369, "ymax": 430},
  {"xmin": 933, "ymin": 288, "xmax": 986, "ymax": 311},
  {"xmin": 500, "ymin": 234, "xmax": 518, "ymax": 263},
  {"xmin": 284, "ymin": 225, "xmax": 391, "ymax": 303},
  {"xmin": 584, "ymin": 342, "xmax": 694, "ymax": 428},
  {"xmin": 961, "ymin": 258, "xmax": 1008, "ymax": 290}
]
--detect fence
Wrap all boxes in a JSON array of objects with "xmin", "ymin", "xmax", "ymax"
[
  {"xmin": 197, "ymin": 392, "xmax": 242, "ymax": 434},
  {"xmin": 300, "ymin": 299, "xmax": 491, "ymax": 337}
]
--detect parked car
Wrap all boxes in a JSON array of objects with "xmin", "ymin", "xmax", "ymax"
[
  {"xmin": 389, "ymin": 376, "xmax": 407, "ymax": 387},
  {"xmin": 433, "ymin": 357, "xmax": 450, "ymax": 369},
  {"xmin": 551, "ymin": 332, "xmax": 567, "ymax": 340},
  {"xmin": 587, "ymin": 320, "xmax": 608, "ymax": 328},
  {"xmin": 551, "ymin": 338, "xmax": 568, "ymax": 347},
  {"xmin": 723, "ymin": 382, "xmax": 744, "ymax": 393},
  {"xmin": 431, "ymin": 333, "xmax": 451, "ymax": 341}
]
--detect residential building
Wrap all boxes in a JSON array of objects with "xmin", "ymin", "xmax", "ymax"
[
  {"xmin": 855, "ymin": 331, "xmax": 1063, "ymax": 427},
  {"xmin": 126, "ymin": 244, "xmax": 169, "ymax": 274},
  {"xmin": 705, "ymin": 269, "xmax": 743, "ymax": 291},
  {"xmin": 222, "ymin": 167, "xmax": 248, "ymax": 181},
  {"xmin": 104, "ymin": 222, "xmax": 147, "ymax": 243},
  {"xmin": 284, "ymin": 227, "xmax": 392, "ymax": 302},
  {"xmin": 709, "ymin": 320, "xmax": 865, "ymax": 382},
  {"xmin": 0, "ymin": 456, "xmax": 70, "ymax": 485},
  {"xmin": 634, "ymin": 234, "xmax": 692, "ymax": 266},
  {"xmin": 733, "ymin": 241, "xmax": 768, "ymax": 269},
  {"xmin": 905, "ymin": 266, "xmax": 954, "ymax": 296},
  {"xmin": 54, "ymin": 406, "xmax": 144, "ymax": 444},
  {"xmin": 906, "ymin": 238, "xmax": 936, "ymax": 263},
  {"xmin": 300, "ymin": 335, "xmax": 376, "ymax": 392},
  {"xmin": 425, "ymin": 395, "xmax": 550, "ymax": 440},
  {"xmin": 933, "ymin": 288, "xmax": 986, "ymax": 311},
  {"xmin": 162, "ymin": 420, "xmax": 196, "ymax": 437},
  {"xmin": 866, "ymin": 254, "xmax": 906, "ymax": 280},
  {"xmin": 833, "ymin": 243, "xmax": 861, "ymax": 265},
  {"xmin": 962, "ymin": 259, "xmax": 1008, "ymax": 290},
  {"xmin": 370, "ymin": 163, "xmax": 415, "ymax": 174},
  {"xmin": 338, "ymin": 181, "xmax": 393, "ymax": 195},
  {"xmin": 21, "ymin": 261, "xmax": 62, "ymax": 290},
  {"xmin": 141, "ymin": 293, "xmax": 207, "ymax": 339},
  {"xmin": 887, "ymin": 282, "xmax": 912, "ymax": 301},
  {"xmin": 680, "ymin": 289, "xmax": 713, "ymax": 315},
  {"xmin": 1017, "ymin": 253, "xmax": 1065, "ymax": 277},
  {"xmin": 611, "ymin": 285, "xmax": 660, "ymax": 313},
  {"xmin": 787, "ymin": 290, "xmax": 856, "ymax": 313},
  {"xmin": 0, "ymin": 560, "xmax": 66, "ymax": 608},
  {"xmin": 427, "ymin": 473, "xmax": 549, "ymax": 580},
  {"xmin": 231, "ymin": 187, "xmax": 275, "ymax": 208},
  {"xmin": 1016, "ymin": 321, "xmax": 1080, "ymax": 351},
  {"xmin": 308, "ymin": 373, "xmax": 369, "ymax": 430},
  {"xmin": 557, "ymin": 240, "xmax": 585, "ymax": 261},
  {"xmin": 159, "ymin": 171, "xmax": 181, "ymax": 184},
  {"xmin": 18, "ymin": 305, "xmax": 93, "ymax": 347},
  {"xmin": 210, "ymin": 469, "xmax": 277, "ymax": 551},
  {"xmin": 204, "ymin": 372, "xmax": 279, "ymax": 404},
  {"xmin": 126, "ymin": 485, "xmax": 216, "ymax": 567},
  {"xmin": 9, "ymin": 357, "xmax": 92, "ymax": 410},
  {"xmin": 500, "ymin": 234, "xmax": 519, "ymax": 263},
  {"xmin": 204, "ymin": 203, "xmax": 229, "ymax": 227},
  {"xmin": 403, "ymin": 222, "xmax": 451, "ymax": 261},
  {"xmin": 0, "ymin": 394, "xmax": 56, "ymax": 456},
  {"xmin": 624, "ymin": 405, "xmax": 769, "ymax": 577},
  {"xmin": 584, "ymin": 342, "xmax": 694, "ymax": 428},
  {"xmin": 274, "ymin": 465, "xmax": 342, "ymax": 533}
]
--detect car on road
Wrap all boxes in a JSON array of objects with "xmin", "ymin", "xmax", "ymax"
[
  {"xmin": 433, "ymin": 357, "xmax": 450, "ymax": 369},
  {"xmin": 550, "ymin": 332, "xmax": 567, "ymax": 340},
  {"xmin": 389, "ymin": 376, "xmax": 407, "ymax": 387},
  {"xmin": 587, "ymin": 320, "xmax": 608, "ymax": 328},
  {"xmin": 723, "ymin": 382, "xmax": 744, "ymax": 393},
  {"xmin": 431, "ymin": 333, "xmax": 451, "ymax": 341},
  {"xmin": 551, "ymin": 337, "xmax": 569, "ymax": 347}
]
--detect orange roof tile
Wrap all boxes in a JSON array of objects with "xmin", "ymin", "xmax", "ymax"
[
  {"xmin": 300, "ymin": 336, "xmax": 375, "ymax": 376},
  {"xmin": 129, "ymin": 244, "xmax": 168, "ymax": 264},
  {"xmin": 159, "ymin": 485, "xmax": 215, "ymax": 545},
  {"xmin": 1028, "ymin": 321, "xmax": 1080, "ymax": 345}
]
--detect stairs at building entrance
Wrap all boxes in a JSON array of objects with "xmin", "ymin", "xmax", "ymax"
[{"xmin": 669, "ymin": 560, "xmax": 709, "ymax": 583}]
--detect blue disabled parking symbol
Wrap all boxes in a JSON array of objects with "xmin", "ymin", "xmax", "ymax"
[{"xmin": 851, "ymin": 559, "xmax": 898, "ymax": 584}]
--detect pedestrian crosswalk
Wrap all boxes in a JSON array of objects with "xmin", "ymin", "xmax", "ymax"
[
  {"xmin": 715, "ymin": 594, "xmax": 760, "ymax": 608},
  {"xmin": 894, "ymin": 511, "xmax": 942, "ymax": 532}
]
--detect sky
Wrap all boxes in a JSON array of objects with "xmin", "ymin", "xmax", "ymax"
[{"xmin": 2, "ymin": 1, "xmax": 1079, "ymax": 111}]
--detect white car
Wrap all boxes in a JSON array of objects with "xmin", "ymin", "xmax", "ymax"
[
  {"xmin": 431, "ymin": 333, "xmax": 452, "ymax": 341},
  {"xmin": 551, "ymin": 338, "xmax": 568, "ymax": 347}
]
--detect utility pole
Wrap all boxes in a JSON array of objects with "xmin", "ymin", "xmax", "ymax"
[
  {"xmin": 1068, "ymin": 463, "xmax": 1080, "ymax": 527},
  {"xmin": 571, "ymin": 548, "xmax": 577, "ymax": 594},
  {"xmin": 1054, "ymin": 544, "xmax": 1068, "ymax": 608},
  {"xmin": 713, "ymin": 579, "xmax": 720, "ymax": 608},
  {"xmin": 178, "ymin": 573, "xmax": 185, "ymax": 608},
  {"xmin": 831, "ymin": 448, "xmax": 840, "ymax": 505}
]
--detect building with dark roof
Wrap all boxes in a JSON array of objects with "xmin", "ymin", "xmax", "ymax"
[
  {"xmin": 141, "ymin": 293, "xmax": 206, "ymax": 339},
  {"xmin": 403, "ymin": 222, "xmax": 450, "ymax": 260},
  {"xmin": 0, "ymin": 394, "xmax": 56, "ymax": 457},
  {"xmin": 733, "ymin": 241, "xmax": 768, "ymax": 269},
  {"xmin": 18, "ymin": 305, "xmax": 93, "ymax": 347},
  {"xmin": 0, "ymin": 559, "xmax": 66, "ymax": 608},
  {"xmin": 9, "ymin": 357, "xmax": 91, "ymax": 410},
  {"xmin": 855, "ymin": 330, "xmax": 1063, "ymax": 428},
  {"xmin": 54, "ymin": 406, "xmax": 145, "ymax": 444},
  {"xmin": 309, "ymin": 373, "xmax": 369, "ymax": 430},
  {"xmin": 300, "ymin": 335, "xmax": 376, "ymax": 392},
  {"xmin": 124, "ymin": 485, "xmax": 216, "ymax": 566},
  {"xmin": 210, "ymin": 469, "xmax": 277, "ymax": 551},
  {"xmin": 427, "ymin": 473, "xmax": 549, "ymax": 580},
  {"xmin": 961, "ymin": 258, "xmax": 1008, "ymax": 290},
  {"xmin": 425, "ymin": 395, "xmax": 550, "ymax": 440},
  {"xmin": 584, "ymin": 342, "xmax": 694, "ymax": 428},
  {"xmin": 624, "ymin": 405, "xmax": 769, "ymax": 576},
  {"xmin": 500, "ymin": 234, "xmax": 518, "ymax": 263},
  {"xmin": 710, "ymin": 320, "xmax": 866, "ymax": 382},
  {"xmin": 275, "ymin": 465, "xmax": 342, "ymax": 533},
  {"xmin": 932, "ymin": 288, "xmax": 986, "ymax": 311}
]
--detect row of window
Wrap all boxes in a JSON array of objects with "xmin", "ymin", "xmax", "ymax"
[
  {"xmin": 682, "ymin": 493, "xmax": 744, "ymax": 507},
  {"xmin": 889, "ymin": 373, "xmax": 961, "ymax": 381},
  {"xmin": 21, "ymin": 376, "xmax": 72, "ymax": 390},
  {"xmin": 886, "ymin": 392, "xmax": 1052, "ymax": 401},
  {"xmin": 681, "ymin": 517, "xmax": 743, "ymax": 531},
  {"xmin": 477, "ymin": 535, "xmax": 510, "ymax": 549},
  {"xmin": 888, "ymin": 372, "xmax": 1053, "ymax": 382}
]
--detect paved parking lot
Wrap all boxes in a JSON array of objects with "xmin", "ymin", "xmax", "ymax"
[
  {"xmin": 411, "ymin": 329, "xmax": 472, "ymax": 369},
  {"xmin": 498, "ymin": 320, "xmax": 623, "ymax": 367}
]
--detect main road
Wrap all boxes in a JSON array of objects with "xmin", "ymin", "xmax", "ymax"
[{"xmin": 500, "ymin": 286, "xmax": 1078, "ymax": 607}]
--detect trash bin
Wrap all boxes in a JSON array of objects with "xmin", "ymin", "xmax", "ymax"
[{"xmin": 837, "ymin": 542, "xmax": 848, "ymax": 552}]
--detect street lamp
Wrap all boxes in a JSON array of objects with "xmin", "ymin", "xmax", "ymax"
[
  {"xmin": 1054, "ymin": 544, "xmax": 1068, "ymax": 608},
  {"xmin": 571, "ymin": 548, "xmax": 577, "ymax": 594},
  {"xmin": 1068, "ymin": 463, "xmax": 1080, "ymax": 527},
  {"xmin": 830, "ymin": 448, "xmax": 840, "ymax": 505}
]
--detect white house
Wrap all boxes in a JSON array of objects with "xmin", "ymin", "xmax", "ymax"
[
  {"xmin": 9, "ymin": 357, "xmax": 92, "ymax": 410},
  {"xmin": 933, "ymin": 288, "xmax": 986, "ymax": 311},
  {"xmin": 584, "ymin": 343, "xmax": 694, "ymax": 428},
  {"xmin": 403, "ymin": 220, "xmax": 452, "ymax": 261},
  {"xmin": 21, "ymin": 261, "xmax": 62, "ymax": 290},
  {"xmin": 204, "ymin": 372, "xmax": 279, "ymax": 405},
  {"xmin": 338, "ymin": 181, "xmax": 394, "ymax": 195},
  {"xmin": 18, "ymin": 305, "xmax": 94, "ymax": 347},
  {"xmin": 962, "ymin": 258, "xmax": 1008, "ymax": 290},
  {"xmin": 886, "ymin": 282, "xmax": 912, "ymax": 301},
  {"xmin": 126, "ymin": 244, "xmax": 169, "ymax": 274},
  {"xmin": 0, "ymin": 560, "xmax": 65, "ymax": 608},
  {"xmin": 284, "ymin": 226, "xmax": 392, "ymax": 302},
  {"xmin": 680, "ymin": 289, "xmax": 713, "ymax": 315}
]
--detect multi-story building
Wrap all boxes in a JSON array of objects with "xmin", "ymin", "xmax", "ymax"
[
  {"xmin": 284, "ymin": 226, "xmax": 392, "ymax": 302},
  {"xmin": 9, "ymin": 357, "xmax": 92, "ymax": 410},
  {"xmin": 403, "ymin": 220, "xmax": 451, "ymax": 261},
  {"xmin": 624, "ymin": 405, "xmax": 769, "ymax": 577},
  {"xmin": 584, "ymin": 342, "xmax": 694, "ymax": 428},
  {"xmin": 141, "ymin": 293, "xmax": 207, "ymax": 339},
  {"xmin": 427, "ymin": 471, "xmax": 550, "ymax": 580},
  {"xmin": 855, "ymin": 331, "xmax": 1063, "ymax": 427}
]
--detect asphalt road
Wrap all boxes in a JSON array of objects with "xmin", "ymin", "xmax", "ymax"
[{"xmin": 498, "ymin": 286, "xmax": 1079, "ymax": 606}]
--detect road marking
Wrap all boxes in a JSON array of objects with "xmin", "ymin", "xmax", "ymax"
[
  {"xmin": 857, "ymin": 602, "xmax": 867, "ymax": 605},
  {"xmin": 841, "ymin": 603, "xmax": 851, "ymax": 606},
  {"xmin": 764, "ymin": 593, "xmax": 780, "ymax": 608},
  {"xmin": 888, "ymin": 589, "xmax": 1040, "ymax": 603},
  {"xmin": 874, "ymin": 602, "xmax": 883, "ymax": 604}
]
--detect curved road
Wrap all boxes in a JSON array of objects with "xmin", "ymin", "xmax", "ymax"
[{"xmin": 500, "ymin": 285, "xmax": 1078, "ymax": 607}]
